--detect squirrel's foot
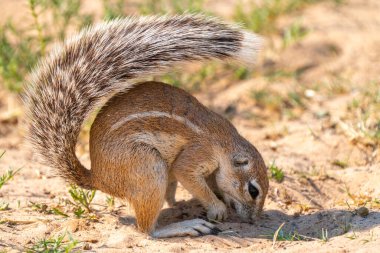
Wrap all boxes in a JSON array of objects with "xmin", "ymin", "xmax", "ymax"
[
  {"xmin": 151, "ymin": 219, "xmax": 221, "ymax": 238},
  {"xmin": 207, "ymin": 201, "xmax": 228, "ymax": 221},
  {"xmin": 166, "ymin": 198, "xmax": 176, "ymax": 207}
]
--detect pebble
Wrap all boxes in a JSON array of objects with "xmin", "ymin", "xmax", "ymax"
[{"xmin": 356, "ymin": 206, "xmax": 369, "ymax": 217}]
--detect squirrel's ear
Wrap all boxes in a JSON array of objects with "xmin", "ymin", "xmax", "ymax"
[{"xmin": 232, "ymin": 154, "xmax": 249, "ymax": 167}]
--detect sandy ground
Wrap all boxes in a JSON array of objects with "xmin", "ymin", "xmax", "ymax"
[{"xmin": 0, "ymin": 0, "xmax": 380, "ymax": 252}]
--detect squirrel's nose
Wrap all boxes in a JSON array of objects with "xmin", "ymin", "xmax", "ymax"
[{"xmin": 248, "ymin": 181, "xmax": 259, "ymax": 199}]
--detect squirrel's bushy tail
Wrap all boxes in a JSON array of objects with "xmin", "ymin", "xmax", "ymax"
[{"xmin": 23, "ymin": 14, "xmax": 261, "ymax": 189}]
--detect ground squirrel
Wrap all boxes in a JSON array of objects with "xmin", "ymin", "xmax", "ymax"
[{"xmin": 24, "ymin": 15, "xmax": 268, "ymax": 238}]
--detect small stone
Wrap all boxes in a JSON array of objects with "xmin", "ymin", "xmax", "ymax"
[
  {"xmin": 269, "ymin": 141, "xmax": 278, "ymax": 151},
  {"xmin": 304, "ymin": 89, "xmax": 315, "ymax": 98},
  {"xmin": 83, "ymin": 243, "xmax": 91, "ymax": 250},
  {"xmin": 356, "ymin": 206, "xmax": 369, "ymax": 217}
]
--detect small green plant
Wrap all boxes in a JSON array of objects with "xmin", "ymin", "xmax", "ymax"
[
  {"xmin": 103, "ymin": 0, "xmax": 126, "ymax": 20},
  {"xmin": 251, "ymin": 88, "xmax": 306, "ymax": 119},
  {"xmin": 106, "ymin": 195, "xmax": 115, "ymax": 209},
  {"xmin": 139, "ymin": 0, "xmax": 205, "ymax": 15},
  {"xmin": 158, "ymin": 63, "xmax": 218, "ymax": 91},
  {"xmin": 338, "ymin": 217, "xmax": 352, "ymax": 234},
  {"xmin": 26, "ymin": 232, "xmax": 78, "ymax": 253},
  {"xmin": 345, "ymin": 81, "xmax": 380, "ymax": 146},
  {"xmin": 332, "ymin": 160, "xmax": 348, "ymax": 168},
  {"xmin": 234, "ymin": 0, "xmax": 311, "ymax": 33},
  {"xmin": 273, "ymin": 228, "xmax": 304, "ymax": 241},
  {"xmin": 270, "ymin": 223, "xmax": 312, "ymax": 248},
  {"xmin": 268, "ymin": 161, "xmax": 285, "ymax": 183},
  {"xmin": 73, "ymin": 206, "xmax": 85, "ymax": 218},
  {"xmin": 265, "ymin": 70, "xmax": 298, "ymax": 81},
  {"xmin": 0, "ymin": 0, "xmax": 95, "ymax": 93},
  {"xmin": 68, "ymin": 185, "xmax": 96, "ymax": 213},
  {"xmin": 346, "ymin": 230, "xmax": 358, "ymax": 240},
  {"xmin": 321, "ymin": 228, "xmax": 329, "ymax": 243},
  {"xmin": 234, "ymin": 67, "xmax": 250, "ymax": 80},
  {"xmin": 288, "ymin": 91, "xmax": 305, "ymax": 108},
  {"xmin": 234, "ymin": 1, "xmax": 274, "ymax": 34},
  {"xmin": 342, "ymin": 186, "xmax": 380, "ymax": 209},
  {"xmin": 252, "ymin": 90, "xmax": 282, "ymax": 110},
  {"xmin": 0, "ymin": 169, "xmax": 21, "ymax": 189},
  {"xmin": 272, "ymin": 222, "xmax": 285, "ymax": 248},
  {"xmin": 0, "ymin": 202, "xmax": 9, "ymax": 211},
  {"xmin": 0, "ymin": 22, "xmax": 39, "ymax": 92},
  {"xmin": 38, "ymin": 0, "xmax": 93, "ymax": 40},
  {"xmin": 361, "ymin": 230, "xmax": 375, "ymax": 244},
  {"xmin": 0, "ymin": 151, "xmax": 22, "ymax": 190},
  {"xmin": 29, "ymin": 201, "xmax": 69, "ymax": 217},
  {"xmin": 282, "ymin": 21, "xmax": 308, "ymax": 48}
]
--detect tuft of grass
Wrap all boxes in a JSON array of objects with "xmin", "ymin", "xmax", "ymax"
[
  {"xmin": 251, "ymin": 88, "xmax": 306, "ymax": 120},
  {"xmin": 272, "ymin": 222, "xmax": 285, "ymax": 248},
  {"xmin": 29, "ymin": 201, "xmax": 69, "ymax": 217},
  {"xmin": 332, "ymin": 160, "xmax": 348, "ymax": 169},
  {"xmin": 68, "ymin": 185, "xmax": 96, "ymax": 214},
  {"xmin": 106, "ymin": 195, "xmax": 115, "ymax": 209},
  {"xmin": 361, "ymin": 230, "xmax": 375, "ymax": 244},
  {"xmin": 0, "ymin": 202, "xmax": 9, "ymax": 211},
  {"xmin": 157, "ymin": 63, "xmax": 218, "ymax": 91},
  {"xmin": 39, "ymin": 0, "xmax": 91, "ymax": 40},
  {"xmin": 265, "ymin": 70, "xmax": 298, "ymax": 82},
  {"xmin": 0, "ymin": 22, "xmax": 40, "ymax": 92},
  {"xmin": 233, "ymin": 66, "xmax": 251, "ymax": 80},
  {"xmin": 346, "ymin": 230, "xmax": 358, "ymax": 240},
  {"xmin": 268, "ymin": 161, "xmax": 285, "ymax": 183},
  {"xmin": 344, "ymin": 81, "xmax": 380, "ymax": 147},
  {"xmin": 103, "ymin": 0, "xmax": 126, "ymax": 20},
  {"xmin": 73, "ymin": 207, "xmax": 86, "ymax": 218},
  {"xmin": 282, "ymin": 21, "xmax": 308, "ymax": 48},
  {"xmin": 294, "ymin": 202, "xmax": 313, "ymax": 214},
  {"xmin": 26, "ymin": 232, "xmax": 78, "ymax": 253},
  {"xmin": 339, "ymin": 219, "xmax": 352, "ymax": 234},
  {"xmin": 0, "ymin": 151, "xmax": 22, "ymax": 190},
  {"xmin": 234, "ymin": 0, "xmax": 329, "ymax": 34},
  {"xmin": 252, "ymin": 90, "xmax": 283, "ymax": 111},
  {"xmin": 321, "ymin": 228, "xmax": 329, "ymax": 243},
  {"xmin": 342, "ymin": 186, "xmax": 380, "ymax": 209},
  {"xmin": 270, "ymin": 222, "xmax": 313, "ymax": 248},
  {"xmin": 0, "ymin": 0, "xmax": 95, "ymax": 93},
  {"xmin": 139, "ymin": 0, "xmax": 205, "ymax": 15}
]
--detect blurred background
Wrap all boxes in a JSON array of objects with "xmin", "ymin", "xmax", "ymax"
[{"xmin": 0, "ymin": 0, "xmax": 379, "ymax": 252}]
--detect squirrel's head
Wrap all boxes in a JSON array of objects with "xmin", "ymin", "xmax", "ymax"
[{"xmin": 215, "ymin": 140, "xmax": 269, "ymax": 220}]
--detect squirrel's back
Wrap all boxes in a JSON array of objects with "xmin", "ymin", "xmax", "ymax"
[
  {"xmin": 93, "ymin": 82, "xmax": 235, "ymax": 137},
  {"xmin": 23, "ymin": 15, "xmax": 261, "ymax": 188}
]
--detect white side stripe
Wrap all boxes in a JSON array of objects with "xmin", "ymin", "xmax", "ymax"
[{"xmin": 110, "ymin": 111, "xmax": 202, "ymax": 133}]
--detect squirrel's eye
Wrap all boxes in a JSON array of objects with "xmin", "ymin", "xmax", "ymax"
[
  {"xmin": 233, "ymin": 159, "xmax": 248, "ymax": 167},
  {"xmin": 248, "ymin": 182, "xmax": 259, "ymax": 199},
  {"xmin": 232, "ymin": 154, "xmax": 249, "ymax": 167}
]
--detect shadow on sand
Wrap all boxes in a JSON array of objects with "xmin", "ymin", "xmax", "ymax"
[{"xmin": 119, "ymin": 198, "xmax": 380, "ymax": 241}]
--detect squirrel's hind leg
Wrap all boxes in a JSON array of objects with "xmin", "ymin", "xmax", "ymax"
[
  {"xmin": 125, "ymin": 144, "xmax": 168, "ymax": 233},
  {"xmin": 165, "ymin": 176, "xmax": 177, "ymax": 207},
  {"xmin": 124, "ymin": 143, "xmax": 220, "ymax": 238}
]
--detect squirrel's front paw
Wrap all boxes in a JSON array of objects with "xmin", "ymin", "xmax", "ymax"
[{"xmin": 207, "ymin": 201, "xmax": 227, "ymax": 221}]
